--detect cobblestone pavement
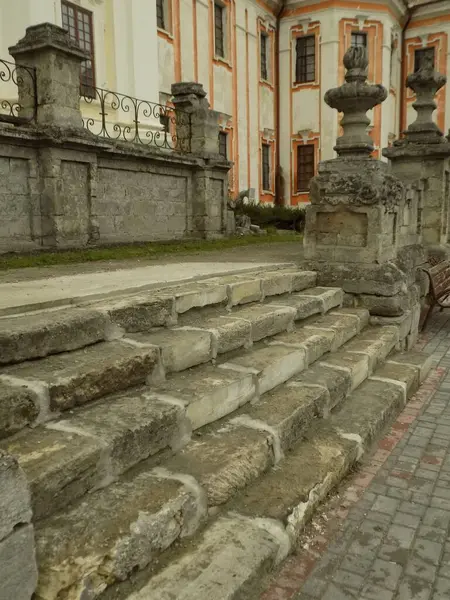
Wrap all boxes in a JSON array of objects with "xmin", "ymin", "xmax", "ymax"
[{"xmin": 261, "ymin": 310, "xmax": 450, "ymax": 600}]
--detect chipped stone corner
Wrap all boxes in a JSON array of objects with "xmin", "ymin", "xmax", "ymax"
[{"xmin": 0, "ymin": 450, "xmax": 37, "ymax": 600}]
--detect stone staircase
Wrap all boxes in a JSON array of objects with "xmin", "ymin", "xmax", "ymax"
[{"xmin": 0, "ymin": 267, "xmax": 431, "ymax": 600}]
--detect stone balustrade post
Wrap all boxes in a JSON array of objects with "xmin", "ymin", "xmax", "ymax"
[
  {"xmin": 171, "ymin": 82, "xmax": 222, "ymax": 156},
  {"xmin": 304, "ymin": 47, "xmax": 422, "ymax": 348},
  {"xmin": 383, "ymin": 57, "xmax": 450, "ymax": 255},
  {"xmin": 9, "ymin": 22, "xmax": 88, "ymax": 129},
  {"xmin": 171, "ymin": 82, "xmax": 231, "ymax": 238}
]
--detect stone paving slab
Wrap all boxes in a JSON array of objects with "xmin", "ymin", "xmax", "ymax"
[
  {"xmin": 261, "ymin": 310, "xmax": 450, "ymax": 600},
  {"xmin": 0, "ymin": 261, "xmax": 292, "ymax": 316}
]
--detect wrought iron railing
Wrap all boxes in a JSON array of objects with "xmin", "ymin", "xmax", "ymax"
[
  {"xmin": 81, "ymin": 87, "xmax": 192, "ymax": 152},
  {"xmin": 0, "ymin": 58, "xmax": 37, "ymax": 124}
]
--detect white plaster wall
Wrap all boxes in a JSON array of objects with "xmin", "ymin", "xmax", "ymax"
[
  {"xmin": 1, "ymin": 0, "xmax": 60, "ymax": 60},
  {"xmin": 260, "ymin": 86, "xmax": 275, "ymax": 130},
  {"xmin": 292, "ymin": 88, "xmax": 320, "ymax": 132},
  {"xmin": 319, "ymin": 11, "xmax": 340, "ymax": 161},
  {"xmin": 236, "ymin": 10, "xmax": 249, "ymax": 191},
  {"xmin": 158, "ymin": 38, "xmax": 175, "ymax": 94},
  {"xmin": 213, "ymin": 65, "xmax": 233, "ymax": 114},
  {"xmin": 278, "ymin": 20, "xmax": 291, "ymax": 202}
]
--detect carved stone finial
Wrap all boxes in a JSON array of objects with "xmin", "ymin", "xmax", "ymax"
[
  {"xmin": 324, "ymin": 47, "xmax": 387, "ymax": 157},
  {"xmin": 402, "ymin": 56, "xmax": 447, "ymax": 143}
]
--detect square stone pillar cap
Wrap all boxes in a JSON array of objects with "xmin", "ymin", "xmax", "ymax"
[
  {"xmin": 9, "ymin": 22, "xmax": 88, "ymax": 61},
  {"xmin": 171, "ymin": 82, "xmax": 207, "ymax": 98}
]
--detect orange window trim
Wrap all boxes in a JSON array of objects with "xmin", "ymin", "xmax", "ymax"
[
  {"xmin": 284, "ymin": 1, "xmax": 401, "ymax": 22},
  {"xmin": 211, "ymin": 0, "xmax": 233, "ymax": 67},
  {"xmin": 260, "ymin": 136, "xmax": 276, "ymax": 203},
  {"xmin": 157, "ymin": 29, "xmax": 174, "ymax": 43},
  {"xmin": 173, "ymin": 0, "xmax": 181, "ymax": 81},
  {"xmin": 291, "ymin": 23, "xmax": 321, "ymax": 91},
  {"xmin": 407, "ymin": 14, "xmax": 450, "ymax": 29},
  {"xmin": 258, "ymin": 21, "xmax": 275, "ymax": 89},
  {"xmin": 291, "ymin": 135, "xmax": 319, "ymax": 204}
]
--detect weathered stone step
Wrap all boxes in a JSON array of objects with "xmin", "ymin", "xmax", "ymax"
[
  {"xmin": 34, "ymin": 469, "xmax": 208, "ymax": 600},
  {"xmin": 125, "ymin": 286, "xmax": 344, "ymax": 363},
  {"xmin": 125, "ymin": 516, "xmax": 287, "ymax": 600},
  {"xmin": 30, "ymin": 320, "xmax": 402, "ymax": 599},
  {"xmin": 0, "ymin": 301, "xmax": 354, "ymax": 440},
  {"xmin": 2, "ymin": 388, "xmax": 190, "ymax": 521},
  {"xmin": 0, "ymin": 341, "xmax": 161, "ymax": 416},
  {"xmin": 0, "ymin": 309, "xmax": 367, "ymax": 521},
  {"xmin": 229, "ymin": 352, "xmax": 431, "ymax": 538},
  {"xmin": 0, "ymin": 268, "xmax": 317, "ymax": 366},
  {"xmin": 119, "ymin": 352, "xmax": 431, "ymax": 600}
]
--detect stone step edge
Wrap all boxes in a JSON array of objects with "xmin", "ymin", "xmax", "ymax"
[
  {"xmin": 0, "ymin": 264, "xmax": 299, "ymax": 319},
  {"xmin": 0, "ymin": 268, "xmax": 317, "ymax": 365},
  {"xmin": 5, "ymin": 310, "xmax": 368, "ymax": 524},
  {"xmin": 1, "ymin": 303, "xmax": 357, "ymax": 439},
  {"xmin": 32, "ymin": 339, "xmax": 417, "ymax": 600},
  {"xmin": 118, "ymin": 351, "xmax": 432, "ymax": 600}
]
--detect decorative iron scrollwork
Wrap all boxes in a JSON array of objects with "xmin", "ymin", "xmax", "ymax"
[
  {"xmin": 0, "ymin": 58, "xmax": 37, "ymax": 124},
  {"xmin": 81, "ymin": 86, "xmax": 192, "ymax": 152}
]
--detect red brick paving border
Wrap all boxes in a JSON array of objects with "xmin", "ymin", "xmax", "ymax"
[{"xmin": 260, "ymin": 366, "xmax": 447, "ymax": 600}]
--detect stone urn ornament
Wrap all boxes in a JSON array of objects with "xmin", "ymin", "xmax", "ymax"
[
  {"xmin": 325, "ymin": 46, "xmax": 387, "ymax": 157},
  {"xmin": 402, "ymin": 52, "xmax": 447, "ymax": 143}
]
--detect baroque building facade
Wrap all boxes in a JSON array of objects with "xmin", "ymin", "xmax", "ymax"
[{"xmin": 1, "ymin": 0, "xmax": 449, "ymax": 205}]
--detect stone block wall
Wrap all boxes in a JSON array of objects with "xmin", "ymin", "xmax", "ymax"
[
  {"xmin": 0, "ymin": 127, "xmax": 230, "ymax": 253},
  {"xmin": 0, "ymin": 148, "xmax": 40, "ymax": 252}
]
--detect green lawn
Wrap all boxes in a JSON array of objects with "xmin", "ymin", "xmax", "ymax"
[{"xmin": 0, "ymin": 233, "xmax": 300, "ymax": 271}]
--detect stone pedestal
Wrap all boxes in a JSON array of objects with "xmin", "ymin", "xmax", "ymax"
[
  {"xmin": 383, "ymin": 55, "xmax": 450, "ymax": 256},
  {"xmin": 172, "ymin": 82, "xmax": 231, "ymax": 238},
  {"xmin": 303, "ymin": 47, "xmax": 422, "ymax": 348},
  {"xmin": 171, "ymin": 82, "xmax": 222, "ymax": 157},
  {"xmin": 9, "ymin": 23, "xmax": 88, "ymax": 129}
]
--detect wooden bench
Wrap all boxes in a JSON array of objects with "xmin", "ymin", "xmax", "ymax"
[{"xmin": 420, "ymin": 259, "xmax": 450, "ymax": 330}]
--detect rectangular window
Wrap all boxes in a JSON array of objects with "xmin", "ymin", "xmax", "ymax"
[
  {"xmin": 262, "ymin": 144, "xmax": 271, "ymax": 191},
  {"xmin": 156, "ymin": 0, "xmax": 165, "ymax": 30},
  {"xmin": 261, "ymin": 33, "xmax": 268, "ymax": 81},
  {"xmin": 351, "ymin": 32, "xmax": 367, "ymax": 49},
  {"xmin": 414, "ymin": 47, "xmax": 435, "ymax": 72},
  {"xmin": 297, "ymin": 144, "xmax": 315, "ymax": 193},
  {"xmin": 295, "ymin": 36, "xmax": 315, "ymax": 84},
  {"xmin": 61, "ymin": 1, "xmax": 95, "ymax": 97},
  {"xmin": 218, "ymin": 131, "xmax": 228, "ymax": 159},
  {"xmin": 214, "ymin": 3, "xmax": 225, "ymax": 58}
]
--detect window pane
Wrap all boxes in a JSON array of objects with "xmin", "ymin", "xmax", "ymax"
[
  {"xmin": 62, "ymin": 2, "xmax": 96, "ymax": 97},
  {"xmin": 219, "ymin": 132, "xmax": 228, "ymax": 159},
  {"xmin": 262, "ymin": 144, "xmax": 271, "ymax": 191},
  {"xmin": 296, "ymin": 36, "xmax": 315, "ymax": 84},
  {"xmin": 351, "ymin": 32, "xmax": 367, "ymax": 49},
  {"xmin": 261, "ymin": 34, "xmax": 268, "ymax": 80},
  {"xmin": 214, "ymin": 3, "xmax": 225, "ymax": 58},
  {"xmin": 414, "ymin": 47, "xmax": 435, "ymax": 72},
  {"xmin": 297, "ymin": 145, "xmax": 315, "ymax": 192},
  {"xmin": 156, "ymin": 0, "xmax": 165, "ymax": 30}
]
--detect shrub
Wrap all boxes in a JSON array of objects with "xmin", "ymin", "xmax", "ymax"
[{"xmin": 232, "ymin": 199, "xmax": 306, "ymax": 232}]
